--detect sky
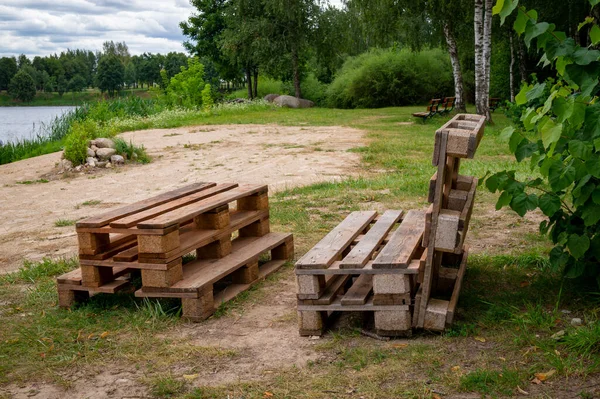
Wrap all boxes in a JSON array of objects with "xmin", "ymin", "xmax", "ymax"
[{"xmin": 0, "ymin": 0, "xmax": 345, "ymax": 59}]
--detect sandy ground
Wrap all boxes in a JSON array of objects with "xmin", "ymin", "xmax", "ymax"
[{"xmin": 0, "ymin": 124, "xmax": 364, "ymax": 274}]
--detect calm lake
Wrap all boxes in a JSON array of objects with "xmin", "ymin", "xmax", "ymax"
[{"xmin": 0, "ymin": 106, "xmax": 77, "ymax": 144}]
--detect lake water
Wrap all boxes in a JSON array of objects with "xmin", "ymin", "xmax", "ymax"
[{"xmin": 0, "ymin": 106, "xmax": 77, "ymax": 144}]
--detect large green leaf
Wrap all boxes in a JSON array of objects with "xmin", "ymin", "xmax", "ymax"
[
  {"xmin": 568, "ymin": 234, "xmax": 590, "ymax": 260},
  {"xmin": 569, "ymin": 140, "xmax": 592, "ymax": 160},
  {"xmin": 499, "ymin": 126, "xmax": 515, "ymax": 141},
  {"xmin": 592, "ymin": 188, "xmax": 600, "ymax": 204},
  {"xmin": 526, "ymin": 82, "xmax": 546, "ymax": 102},
  {"xmin": 514, "ymin": 8, "xmax": 529, "ymax": 35},
  {"xmin": 581, "ymin": 202, "xmax": 600, "ymax": 226},
  {"xmin": 553, "ymin": 96, "xmax": 574, "ymax": 122},
  {"xmin": 545, "ymin": 38, "xmax": 576, "ymax": 60},
  {"xmin": 515, "ymin": 84, "xmax": 530, "ymax": 105},
  {"xmin": 564, "ymin": 260, "xmax": 586, "ymax": 278},
  {"xmin": 515, "ymin": 141, "xmax": 538, "ymax": 162},
  {"xmin": 511, "ymin": 192, "xmax": 538, "ymax": 216},
  {"xmin": 591, "ymin": 25, "xmax": 600, "ymax": 46},
  {"xmin": 583, "ymin": 103, "xmax": 600, "ymax": 139},
  {"xmin": 524, "ymin": 22, "xmax": 550, "ymax": 47},
  {"xmin": 496, "ymin": 191, "xmax": 512, "ymax": 210},
  {"xmin": 540, "ymin": 118, "xmax": 563, "ymax": 148},
  {"xmin": 591, "ymin": 0, "xmax": 600, "ymax": 7},
  {"xmin": 572, "ymin": 48, "xmax": 600, "ymax": 66},
  {"xmin": 570, "ymin": 100, "xmax": 587, "ymax": 128},
  {"xmin": 538, "ymin": 193, "xmax": 562, "ymax": 216},
  {"xmin": 548, "ymin": 160, "xmax": 576, "ymax": 191},
  {"xmin": 564, "ymin": 62, "xmax": 600, "ymax": 96},
  {"xmin": 493, "ymin": 0, "xmax": 518, "ymax": 25}
]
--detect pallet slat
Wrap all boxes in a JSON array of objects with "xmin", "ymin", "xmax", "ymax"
[{"xmin": 372, "ymin": 210, "xmax": 425, "ymax": 269}]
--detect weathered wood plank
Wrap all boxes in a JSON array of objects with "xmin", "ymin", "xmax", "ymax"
[
  {"xmin": 137, "ymin": 184, "xmax": 268, "ymax": 229},
  {"xmin": 340, "ymin": 210, "xmax": 403, "ymax": 269},
  {"xmin": 372, "ymin": 210, "xmax": 425, "ymax": 269},
  {"xmin": 296, "ymin": 211, "xmax": 377, "ymax": 269},
  {"xmin": 110, "ymin": 183, "xmax": 238, "ymax": 229},
  {"xmin": 446, "ymin": 246, "xmax": 469, "ymax": 326},
  {"xmin": 76, "ymin": 182, "xmax": 216, "ymax": 228},
  {"xmin": 340, "ymin": 275, "xmax": 372, "ymax": 306}
]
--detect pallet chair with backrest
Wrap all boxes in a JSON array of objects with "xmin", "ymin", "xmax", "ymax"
[
  {"xmin": 412, "ymin": 98, "xmax": 441, "ymax": 122},
  {"xmin": 439, "ymin": 97, "xmax": 456, "ymax": 115}
]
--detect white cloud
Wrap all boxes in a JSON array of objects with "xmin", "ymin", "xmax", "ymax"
[{"xmin": 0, "ymin": 0, "xmax": 195, "ymax": 57}]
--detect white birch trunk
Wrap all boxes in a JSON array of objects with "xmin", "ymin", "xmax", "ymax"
[
  {"xmin": 444, "ymin": 23, "xmax": 466, "ymax": 112},
  {"xmin": 509, "ymin": 32, "xmax": 515, "ymax": 102},
  {"xmin": 483, "ymin": 0, "xmax": 493, "ymax": 121},
  {"xmin": 474, "ymin": 0, "xmax": 485, "ymax": 116}
]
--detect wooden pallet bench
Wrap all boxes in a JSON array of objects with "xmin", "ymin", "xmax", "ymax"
[
  {"xmin": 412, "ymin": 98, "xmax": 442, "ymax": 121},
  {"xmin": 295, "ymin": 209, "xmax": 425, "ymax": 337},
  {"xmin": 57, "ymin": 182, "xmax": 294, "ymax": 320},
  {"xmin": 296, "ymin": 113, "xmax": 485, "ymax": 336}
]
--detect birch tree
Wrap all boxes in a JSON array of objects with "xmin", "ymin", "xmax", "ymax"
[{"xmin": 474, "ymin": 0, "xmax": 492, "ymax": 121}]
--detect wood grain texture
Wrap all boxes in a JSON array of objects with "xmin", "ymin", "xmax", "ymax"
[{"xmin": 372, "ymin": 210, "xmax": 425, "ymax": 269}]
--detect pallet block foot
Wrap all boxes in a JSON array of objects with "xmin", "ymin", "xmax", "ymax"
[
  {"xmin": 231, "ymin": 261, "xmax": 259, "ymax": 284},
  {"xmin": 181, "ymin": 287, "xmax": 214, "ymax": 322},
  {"xmin": 57, "ymin": 288, "xmax": 90, "ymax": 308},
  {"xmin": 297, "ymin": 275, "xmax": 326, "ymax": 300},
  {"xmin": 141, "ymin": 260, "xmax": 183, "ymax": 288},
  {"xmin": 239, "ymin": 218, "xmax": 270, "ymax": 237},
  {"xmin": 298, "ymin": 311, "xmax": 327, "ymax": 336},
  {"xmin": 194, "ymin": 205, "xmax": 230, "ymax": 230},
  {"xmin": 272, "ymin": 239, "xmax": 294, "ymax": 260},
  {"xmin": 237, "ymin": 192, "xmax": 269, "ymax": 211},
  {"xmin": 138, "ymin": 230, "xmax": 180, "ymax": 254},
  {"xmin": 80, "ymin": 265, "xmax": 114, "ymax": 287},
  {"xmin": 374, "ymin": 310, "xmax": 412, "ymax": 337},
  {"xmin": 197, "ymin": 236, "xmax": 232, "ymax": 259}
]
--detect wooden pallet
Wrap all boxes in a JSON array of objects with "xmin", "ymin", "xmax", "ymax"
[
  {"xmin": 57, "ymin": 182, "xmax": 294, "ymax": 319},
  {"xmin": 296, "ymin": 113, "xmax": 485, "ymax": 336},
  {"xmin": 295, "ymin": 209, "xmax": 425, "ymax": 336}
]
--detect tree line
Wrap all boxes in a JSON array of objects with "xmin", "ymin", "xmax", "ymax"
[
  {"xmin": 180, "ymin": 0, "xmax": 597, "ymax": 119},
  {"xmin": 0, "ymin": 41, "xmax": 189, "ymax": 101}
]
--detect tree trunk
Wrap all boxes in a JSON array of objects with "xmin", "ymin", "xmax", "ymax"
[
  {"xmin": 292, "ymin": 46, "xmax": 302, "ymax": 99},
  {"xmin": 474, "ymin": 0, "xmax": 485, "ymax": 116},
  {"xmin": 483, "ymin": 0, "xmax": 493, "ymax": 122},
  {"xmin": 253, "ymin": 67, "xmax": 258, "ymax": 99},
  {"xmin": 509, "ymin": 31, "xmax": 515, "ymax": 102},
  {"xmin": 443, "ymin": 23, "xmax": 466, "ymax": 113},
  {"xmin": 246, "ymin": 67, "xmax": 253, "ymax": 99},
  {"xmin": 517, "ymin": 38, "xmax": 527, "ymax": 82}
]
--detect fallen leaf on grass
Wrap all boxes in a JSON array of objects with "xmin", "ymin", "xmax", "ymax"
[
  {"xmin": 517, "ymin": 386, "xmax": 529, "ymax": 395},
  {"xmin": 451, "ymin": 366, "xmax": 461, "ymax": 372},
  {"xmin": 100, "ymin": 331, "xmax": 109, "ymax": 339},
  {"xmin": 531, "ymin": 377, "xmax": 542, "ymax": 385},
  {"xmin": 499, "ymin": 357, "xmax": 506, "ymax": 361},
  {"xmin": 264, "ymin": 392, "xmax": 274, "ymax": 398},
  {"xmin": 392, "ymin": 343, "xmax": 408, "ymax": 349},
  {"xmin": 534, "ymin": 369, "xmax": 556, "ymax": 382},
  {"xmin": 432, "ymin": 394, "xmax": 442, "ymax": 399},
  {"xmin": 474, "ymin": 336, "xmax": 486, "ymax": 343},
  {"xmin": 183, "ymin": 374, "xmax": 198, "ymax": 381}
]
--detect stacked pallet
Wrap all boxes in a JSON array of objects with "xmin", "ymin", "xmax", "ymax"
[
  {"xmin": 57, "ymin": 182, "xmax": 294, "ymax": 321},
  {"xmin": 296, "ymin": 114, "xmax": 485, "ymax": 336}
]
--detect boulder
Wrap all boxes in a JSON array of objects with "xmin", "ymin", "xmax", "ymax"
[
  {"xmin": 273, "ymin": 95, "xmax": 314, "ymax": 109},
  {"xmin": 110, "ymin": 155, "xmax": 125, "ymax": 165},
  {"xmin": 96, "ymin": 161, "xmax": 107, "ymax": 168},
  {"xmin": 264, "ymin": 94, "xmax": 280, "ymax": 103},
  {"xmin": 105, "ymin": 162, "xmax": 112, "ymax": 168},
  {"xmin": 90, "ymin": 145, "xmax": 99, "ymax": 152},
  {"xmin": 93, "ymin": 138, "xmax": 115, "ymax": 149},
  {"xmin": 86, "ymin": 157, "xmax": 97, "ymax": 167},
  {"xmin": 87, "ymin": 148, "xmax": 96, "ymax": 158},
  {"xmin": 60, "ymin": 159, "xmax": 73, "ymax": 171},
  {"xmin": 96, "ymin": 148, "xmax": 117, "ymax": 160}
]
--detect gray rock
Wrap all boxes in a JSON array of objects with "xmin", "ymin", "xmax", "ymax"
[
  {"xmin": 571, "ymin": 318, "xmax": 583, "ymax": 327},
  {"xmin": 105, "ymin": 162, "xmax": 112, "ymax": 168},
  {"xmin": 96, "ymin": 161, "xmax": 107, "ymax": 168},
  {"xmin": 264, "ymin": 94, "xmax": 280, "ymax": 103},
  {"xmin": 273, "ymin": 95, "xmax": 314, "ymax": 109},
  {"xmin": 86, "ymin": 147, "xmax": 96, "ymax": 158},
  {"xmin": 75, "ymin": 165, "xmax": 83, "ymax": 172},
  {"xmin": 86, "ymin": 157, "xmax": 97, "ymax": 167},
  {"xmin": 96, "ymin": 148, "xmax": 117, "ymax": 160},
  {"xmin": 90, "ymin": 145, "xmax": 99, "ymax": 152},
  {"xmin": 93, "ymin": 138, "xmax": 115, "ymax": 149},
  {"xmin": 110, "ymin": 155, "xmax": 125, "ymax": 165}
]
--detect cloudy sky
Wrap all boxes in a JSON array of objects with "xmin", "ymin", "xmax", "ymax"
[{"xmin": 0, "ymin": 0, "xmax": 344, "ymax": 58}]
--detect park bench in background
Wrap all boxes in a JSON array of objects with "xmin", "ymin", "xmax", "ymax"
[
  {"xmin": 296, "ymin": 113, "xmax": 485, "ymax": 336},
  {"xmin": 412, "ymin": 98, "xmax": 441, "ymax": 121},
  {"xmin": 439, "ymin": 97, "xmax": 456, "ymax": 115},
  {"xmin": 489, "ymin": 97, "xmax": 501, "ymax": 112}
]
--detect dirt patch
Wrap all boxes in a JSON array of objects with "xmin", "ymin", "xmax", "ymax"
[{"xmin": 0, "ymin": 124, "xmax": 364, "ymax": 274}]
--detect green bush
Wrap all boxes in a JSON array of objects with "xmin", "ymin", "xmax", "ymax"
[
  {"xmin": 226, "ymin": 76, "xmax": 285, "ymax": 100},
  {"xmin": 300, "ymin": 73, "xmax": 328, "ymax": 106},
  {"xmin": 201, "ymin": 84, "xmax": 214, "ymax": 110},
  {"xmin": 63, "ymin": 121, "xmax": 94, "ymax": 165},
  {"xmin": 113, "ymin": 137, "xmax": 151, "ymax": 164},
  {"xmin": 325, "ymin": 48, "xmax": 454, "ymax": 108}
]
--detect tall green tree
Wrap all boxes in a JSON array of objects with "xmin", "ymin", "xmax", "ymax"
[
  {"xmin": 9, "ymin": 70, "xmax": 36, "ymax": 102},
  {"xmin": 96, "ymin": 55, "xmax": 124, "ymax": 96},
  {"xmin": 0, "ymin": 57, "xmax": 18, "ymax": 91}
]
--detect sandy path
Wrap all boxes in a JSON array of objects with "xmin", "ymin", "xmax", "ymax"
[{"xmin": 0, "ymin": 124, "xmax": 364, "ymax": 274}]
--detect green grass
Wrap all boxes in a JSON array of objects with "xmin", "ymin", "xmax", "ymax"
[
  {"xmin": 54, "ymin": 219, "xmax": 77, "ymax": 227},
  {"xmin": 0, "ymin": 88, "xmax": 150, "ymax": 107},
  {"xmin": 16, "ymin": 179, "xmax": 49, "ymax": 184},
  {"xmin": 1, "ymin": 106, "xmax": 599, "ymax": 397}
]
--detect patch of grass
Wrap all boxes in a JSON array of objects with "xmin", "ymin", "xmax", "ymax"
[
  {"xmin": 460, "ymin": 368, "xmax": 523, "ymax": 396},
  {"xmin": 564, "ymin": 321, "xmax": 600, "ymax": 357},
  {"xmin": 54, "ymin": 218, "xmax": 76, "ymax": 227},
  {"xmin": 113, "ymin": 137, "xmax": 151, "ymax": 164},
  {"xmin": 1, "ymin": 257, "xmax": 78, "ymax": 284},
  {"xmin": 80, "ymin": 199, "xmax": 102, "ymax": 206},
  {"xmin": 149, "ymin": 375, "xmax": 187, "ymax": 398},
  {"xmin": 16, "ymin": 179, "xmax": 49, "ymax": 185}
]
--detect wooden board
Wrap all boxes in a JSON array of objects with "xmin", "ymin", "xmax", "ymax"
[
  {"xmin": 296, "ymin": 211, "xmax": 377, "ymax": 269},
  {"xmin": 372, "ymin": 210, "xmax": 425, "ymax": 269},
  {"xmin": 109, "ymin": 183, "xmax": 238, "ymax": 228},
  {"xmin": 142, "ymin": 232, "xmax": 292, "ymax": 294},
  {"xmin": 340, "ymin": 275, "xmax": 372, "ymax": 305},
  {"xmin": 137, "ymin": 184, "xmax": 268, "ymax": 229},
  {"xmin": 446, "ymin": 246, "xmax": 469, "ymax": 325},
  {"xmin": 433, "ymin": 114, "xmax": 485, "ymax": 165},
  {"xmin": 76, "ymin": 182, "xmax": 215, "ymax": 228},
  {"xmin": 297, "ymin": 297, "xmax": 409, "ymax": 312},
  {"xmin": 312, "ymin": 275, "xmax": 351, "ymax": 305},
  {"xmin": 339, "ymin": 210, "xmax": 403, "ymax": 269},
  {"xmin": 294, "ymin": 260, "xmax": 420, "ymax": 275}
]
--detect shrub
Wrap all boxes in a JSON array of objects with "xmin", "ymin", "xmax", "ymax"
[
  {"xmin": 325, "ymin": 48, "xmax": 454, "ymax": 108},
  {"xmin": 113, "ymin": 137, "xmax": 151, "ymax": 164},
  {"xmin": 166, "ymin": 57, "xmax": 205, "ymax": 107},
  {"xmin": 300, "ymin": 73, "xmax": 328, "ymax": 106},
  {"xmin": 9, "ymin": 70, "xmax": 36, "ymax": 102},
  {"xmin": 226, "ymin": 76, "xmax": 284, "ymax": 100},
  {"xmin": 63, "ymin": 121, "xmax": 92, "ymax": 165},
  {"xmin": 201, "ymin": 84, "xmax": 214, "ymax": 110}
]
